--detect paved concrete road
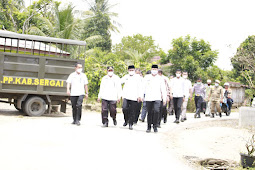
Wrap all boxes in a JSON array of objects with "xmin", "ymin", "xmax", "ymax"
[{"xmin": 0, "ymin": 103, "xmax": 194, "ymax": 170}]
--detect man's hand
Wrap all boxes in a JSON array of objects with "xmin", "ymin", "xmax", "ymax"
[
  {"xmin": 183, "ymin": 97, "xmax": 185, "ymax": 102},
  {"xmin": 166, "ymin": 97, "xmax": 170, "ymax": 103},
  {"xmin": 67, "ymin": 90, "xmax": 71, "ymax": 96},
  {"xmin": 97, "ymin": 98, "xmax": 101, "ymax": 103},
  {"xmin": 220, "ymin": 99, "xmax": 223, "ymax": 103},
  {"xmin": 85, "ymin": 94, "xmax": 88, "ymax": 99},
  {"xmin": 170, "ymin": 94, "xmax": 173, "ymax": 100},
  {"xmin": 117, "ymin": 99, "xmax": 120, "ymax": 103},
  {"xmin": 138, "ymin": 97, "xmax": 142, "ymax": 103},
  {"xmin": 163, "ymin": 101, "xmax": 167, "ymax": 106}
]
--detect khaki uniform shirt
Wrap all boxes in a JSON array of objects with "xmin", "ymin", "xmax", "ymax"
[
  {"xmin": 223, "ymin": 88, "xmax": 232, "ymax": 98},
  {"xmin": 209, "ymin": 85, "xmax": 224, "ymax": 102}
]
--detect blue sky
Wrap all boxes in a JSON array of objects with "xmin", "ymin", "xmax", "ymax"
[{"xmin": 25, "ymin": 0, "xmax": 255, "ymax": 70}]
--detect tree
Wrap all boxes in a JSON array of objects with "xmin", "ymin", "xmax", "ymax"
[
  {"xmin": 231, "ymin": 35, "xmax": 255, "ymax": 89},
  {"xmin": 165, "ymin": 35, "xmax": 218, "ymax": 82},
  {"xmin": 113, "ymin": 34, "xmax": 160, "ymax": 61},
  {"xmin": 82, "ymin": 0, "xmax": 119, "ymax": 51}
]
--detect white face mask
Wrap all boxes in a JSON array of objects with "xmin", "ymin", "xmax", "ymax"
[
  {"xmin": 76, "ymin": 68, "xmax": 82, "ymax": 73},
  {"xmin": 215, "ymin": 83, "xmax": 219, "ymax": 87},
  {"xmin": 183, "ymin": 75, "xmax": 188, "ymax": 79},
  {"xmin": 176, "ymin": 73, "xmax": 181, "ymax": 78},
  {"xmin": 197, "ymin": 82, "xmax": 201, "ymax": 85},
  {"xmin": 129, "ymin": 71, "xmax": 135, "ymax": 76},
  {"xmin": 151, "ymin": 70, "xmax": 158, "ymax": 75},
  {"xmin": 108, "ymin": 72, "xmax": 113, "ymax": 76}
]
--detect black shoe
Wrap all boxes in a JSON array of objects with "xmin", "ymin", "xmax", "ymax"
[
  {"xmin": 133, "ymin": 122, "xmax": 137, "ymax": 125},
  {"xmin": 76, "ymin": 121, "xmax": 80, "ymax": 126},
  {"xmin": 194, "ymin": 114, "xmax": 197, "ymax": 118},
  {"xmin": 164, "ymin": 119, "xmax": 167, "ymax": 123},
  {"xmin": 146, "ymin": 126, "xmax": 151, "ymax": 133},
  {"xmin": 157, "ymin": 124, "xmax": 161, "ymax": 128},
  {"xmin": 197, "ymin": 114, "xmax": 201, "ymax": 118},
  {"xmin": 72, "ymin": 121, "xmax": 76, "ymax": 124},
  {"xmin": 210, "ymin": 113, "xmax": 215, "ymax": 118},
  {"xmin": 219, "ymin": 113, "xmax": 222, "ymax": 117},
  {"xmin": 181, "ymin": 118, "xmax": 184, "ymax": 122},
  {"xmin": 139, "ymin": 118, "xmax": 145, "ymax": 122},
  {"xmin": 153, "ymin": 126, "xmax": 158, "ymax": 133},
  {"xmin": 184, "ymin": 118, "xmax": 187, "ymax": 121},
  {"xmin": 129, "ymin": 124, "xmax": 133, "ymax": 130},
  {"xmin": 113, "ymin": 119, "xmax": 117, "ymax": 126},
  {"xmin": 174, "ymin": 120, "xmax": 180, "ymax": 124},
  {"xmin": 123, "ymin": 122, "xmax": 128, "ymax": 126},
  {"xmin": 103, "ymin": 122, "xmax": 108, "ymax": 127}
]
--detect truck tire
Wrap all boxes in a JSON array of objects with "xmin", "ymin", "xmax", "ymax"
[{"xmin": 24, "ymin": 96, "xmax": 46, "ymax": 116}]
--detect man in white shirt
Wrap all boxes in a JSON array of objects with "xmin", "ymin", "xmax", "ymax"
[
  {"xmin": 181, "ymin": 71, "xmax": 192, "ymax": 122},
  {"xmin": 66, "ymin": 63, "xmax": 88, "ymax": 126},
  {"xmin": 97, "ymin": 66, "xmax": 122, "ymax": 127},
  {"xmin": 121, "ymin": 65, "xmax": 143, "ymax": 130},
  {"xmin": 158, "ymin": 69, "xmax": 170, "ymax": 126},
  {"xmin": 170, "ymin": 69, "xmax": 185, "ymax": 124},
  {"xmin": 143, "ymin": 65, "xmax": 167, "ymax": 133}
]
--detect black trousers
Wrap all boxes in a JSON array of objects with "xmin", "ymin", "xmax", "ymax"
[
  {"xmin": 134, "ymin": 102, "xmax": 142, "ymax": 123},
  {"xmin": 227, "ymin": 98, "xmax": 233, "ymax": 110},
  {"xmin": 158, "ymin": 101, "xmax": 167, "ymax": 125},
  {"xmin": 101, "ymin": 99, "xmax": 117, "ymax": 124},
  {"xmin": 195, "ymin": 96, "xmax": 203, "ymax": 114},
  {"xmin": 122, "ymin": 99, "xmax": 137, "ymax": 125},
  {"xmin": 70, "ymin": 95, "xmax": 84, "ymax": 123},
  {"xmin": 146, "ymin": 100, "xmax": 161, "ymax": 127},
  {"xmin": 173, "ymin": 97, "xmax": 183, "ymax": 120}
]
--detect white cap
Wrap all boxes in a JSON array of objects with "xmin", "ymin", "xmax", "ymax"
[
  {"xmin": 224, "ymin": 82, "xmax": 230, "ymax": 86},
  {"xmin": 207, "ymin": 79, "xmax": 211, "ymax": 83}
]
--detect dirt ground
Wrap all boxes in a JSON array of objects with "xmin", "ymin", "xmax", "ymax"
[{"xmin": 0, "ymin": 102, "xmax": 251, "ymax": 170}]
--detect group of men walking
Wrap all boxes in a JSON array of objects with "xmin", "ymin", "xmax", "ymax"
[{"xmin": 66, "ymin": 63, "xmax": 233, "ymax": 133}]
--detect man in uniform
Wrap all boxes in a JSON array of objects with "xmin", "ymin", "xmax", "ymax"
[
  {"xmin": 181, "ymin": 71, "xmax": 192, "ymax": 122},
  {"xmin": 169, "ymin": 69, "xmax": 185, "ymax": 124},
  {"xmin": 121, "ymin": 65, "xmax": 143, "ymax": 130},
  {"xmin": 97, "ymin": 66, "xmax": 122, "ymax": 127},
  {"xmin": 143, "ymin": 65, "xmax": 167, "ymax": 133},
  {"xmin": 192, "ymin": 78, "xmax": 205, "ymax": 118},
  {"xmin": 205, "ymin": 79, "xmax": 212, "ymax": 116},
  {"xmin": 66, "ymin": 63, "xmax": 89, "ymax": 126},
  {"xmin": 158, "ymin": 69, "xmax": 170, "ymax": 126},
  {"xmin": 207, "ymin": 80, "xmax": 224, "ymax": 118}
]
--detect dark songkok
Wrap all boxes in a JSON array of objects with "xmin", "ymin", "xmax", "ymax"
[
  {"xmin": 107, "ymin": 66, "xmax": 114, "ymax": 70},
  {"xmin": 151, "ymin": 64, "xmax": 158, "ymax": 68},
  {"xmin": 128, "ymin": 65, "xmax": 135, "ymax": 69}
]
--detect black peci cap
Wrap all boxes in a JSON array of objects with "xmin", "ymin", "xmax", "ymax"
[
  {"xmin": 107, "ymin": 66, "xmax": 114, "ymax": 70},
  {"xmin": 128, "ymin": 65, "xmax": 135, "ymax": 69},
  {"xmin": 151, "ymin": 64, "xmax": 158, "ymax": 69}
]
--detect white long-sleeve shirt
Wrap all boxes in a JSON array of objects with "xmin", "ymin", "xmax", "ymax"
[
  {"xmin": 98, "ymin": 74, "xmax": 122, "ymax": 101},
  {"xmin": 121, "ymin": 74, "xmax": 143, "ymax": 101},
  {"xmin": 143, "ymin": 74, "xmax": 167, "ymax": 102},
  {"xmin": 169, "ymin": 77, "xmax": 185, "ymax": 98}
]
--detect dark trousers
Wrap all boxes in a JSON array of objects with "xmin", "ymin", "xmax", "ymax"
[
  {"xmin": 70, "ymin": 95, "xmax": 84, "ymax": 123},
  {"xmin": 195, "ymin": 96, "xmax": 203, "ymax": 114},
  {"xmin": 168, "ymin": 98, "xmax": 174, "ymax": 115},
  {"xmin": 122, "ymin": 99, "xmax": 137, "ymax": 125},
  {"xmin": 227, "ymin": 98, "xmax": 233, "ymax": 110},
  {"xmin": 101, "ymin": 99, "xmax": 117, "ymax": 124},
  {"xmin": 134, "ymin": 102, "xmax": 142, "ymax": 123},
  {"xmin": 141, "ymin": 101, "xmax": 147, "ymax": 120},
  {"xmin": 173, "ymin": 97, "xmax": 183, "ymax": 120},
  {"xmin": 146, "ymin": 100, "xmax": 161, "ymax": 127},
  {"xmin": 158, "ymin": 101, "xmax": 167, "ymax": 125}
]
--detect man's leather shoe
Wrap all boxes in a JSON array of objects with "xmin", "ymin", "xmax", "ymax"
[
  {"xmin": 129, "ymin": 124, "xmax": 133, "ymax": 130},
  {"xmin": 181, "ymin": 118, "xmax": 184, "ymax": 122},
  {"xmin": 146, "ymin": 126, "xmax": 151, "ymax": 133},
  {"xmin": 113, "ymin": 119, "xmax": 117, "ymax": 126},
  {"xmin": 210, "ymin": 113, "xmax": 215, "ymax": 118},
  {"xmin": 139, "ymin": 118, "xmax": 144, "ymax": 122},
  {"xmin": 72, "ymin": 121, "xmax": 76, "ymax": 124},
  {"xmin": 184, "ymin": 118, "xmax": 187, "ymax": 121},
  {"xmin": 219, "ymin": 112, "xmax": 222, "ymax": 117},
  {"xmin": 76, "ymin": 121, "xmax": 80, "ymax": 126},
  {"xmin": 103, "ymin": 122, "xmax": 108, "ymax": 127},
  {"xmin": 153, "ymin": 127, "xmax": 158, "ymax": 133},
  {"xmin": 123, "ymin": 122, "xmax": 128, "ymax": 126}
]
